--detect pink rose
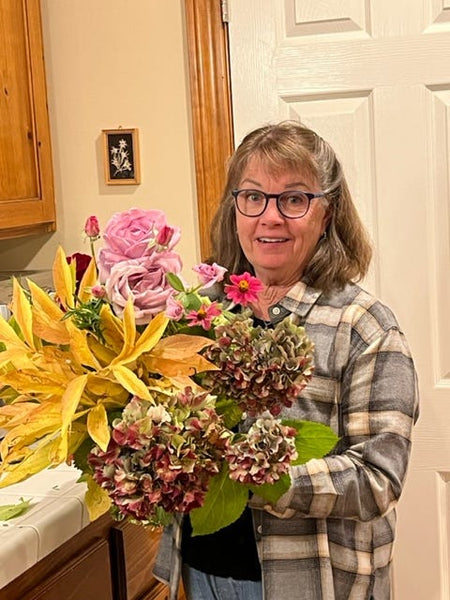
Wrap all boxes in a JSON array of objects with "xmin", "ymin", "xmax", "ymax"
[
  {"xmin": 165, "ymin": 296, "xmax": 184, "ymax": 321},
  {"xmin": 97, "ymin": 208, "xmax": 181, "ymax": 281},
  {"xmin": 192, "ymin": 262, "xmax": 227, "ymax": 289},
  {"xmin": 104, "ymin": 252, "xmax": 182, "ymax": 324}
]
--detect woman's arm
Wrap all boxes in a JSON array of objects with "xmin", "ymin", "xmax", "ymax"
[{"xmin": 251, "ymin": 326, "xmax": 419, "ymax": 521}]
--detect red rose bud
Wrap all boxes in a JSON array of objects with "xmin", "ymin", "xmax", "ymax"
[
  {"xmin": 84, "ymin": 215, "xmax": 100, "ymax": 239},
  {"xmin": 156, "ymin": 225, "xmax": 175, "ymax": 248}
]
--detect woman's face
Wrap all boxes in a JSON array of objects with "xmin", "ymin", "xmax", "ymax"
[{"xmin": 235, "ymin": 156, "xmax": 329, "ymax": 286}]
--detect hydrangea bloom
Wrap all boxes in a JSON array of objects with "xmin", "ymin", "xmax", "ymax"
[
  {"xmin": 226, "ymin": 417, "xmax": 298, "ymax": 485},
  {"xmin": 88, "ymin": 389, "xmax": 231, "ymax": 526},
  {"xmin": 202, "ymin": 315, "xmax": 314, "ymax": 416}
]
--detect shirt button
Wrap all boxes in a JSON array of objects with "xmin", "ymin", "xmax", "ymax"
[
  {"xmin": 256, "ymin": 525, "xmax": 263, "ymax": 534},
  {"xmin": 272, "ymin": 306, "xmax": 281, "ymax": 315}
]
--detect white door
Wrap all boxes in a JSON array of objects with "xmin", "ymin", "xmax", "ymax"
[{"xmin": 228, "ymin": 1, "xmax": 450, "ymax": 598}]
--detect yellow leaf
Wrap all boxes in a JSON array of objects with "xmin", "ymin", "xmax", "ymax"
[
  {"xmin": 0, "ymin": 313, "xmax": 29, "ymax": 352},
  {"xmin": 0, "ymin": 435, "xmax": 60, "ymax": 487},
  {"xmin": 111, "ymin": 364, "xmax": 152, "ymax": 400},
  {"xmin": 28, "ymin": 279, "xmax": 65, "ymax": 321},
  {"xmin": 28, "ymin": 280, "xmax": 69, "ymax": 345},
  {"xmin": 78, "ymin": 256, "xmax": 98, "ymax": 304},
  {"xmin": 1, "ymin": 402, "xmax": 63, "ymax": 451},
  {"xmin": 99, "ymin": 304, "xmax": 124, "ymax": 353},
  {"xmin": 11, "ymin": 278, "xmax": 35, "ymax": 350},
  {"xmin": 151, "ymin": 333, "xmax": 215, "ymax": 358},
  {"xmin": 133, "ymin": 312, "xmax": 169, "ymax": 356},
  {"xmin": 53, "ymin": 246, "xmax": 75, "ymax": 309},
  {"xmin": 0, "ymin": 369, "xmax": 67, "ymax": 396},
  {"xmin": 144, "ymin": 333, "xmax": 218, "ymax": 378},
  {"xmin": 169, "ymin": 376, "xmax": 207, "ymax": 392},
  {"xmin": 61, "ymin": 374, "xmax": 88, "ymax": 440},
  {"xmin": 87, "ymin": 403, "xmax": 110, "ymax": 451},
  {"xmin": 87, "ymin": 336, "xmax": 118, "ymax": 367},
  {"xmin": 86, "ymin": 374, "xmax": 129, "ymax": 403},
  {"xmin": 111, "ymin": 298, "xmax": 137, "ymax": 365},
  {"xmin": 145, "ymin": 354, "xmax": 217, "ymax": 378},
  {"xmin": 65, "ymin": 320, "xmax": 100, "ymax": 370},
  {"xmin": 111, "ymin": 311, "xmax": 168, "ymax": 368},
  {"xmin": 0, "ymin": 349, "xmax": 35, "ymax": 370},
  {"xmin": 85, "ymin": 475, "xmax": 111, "ymax": 521}
]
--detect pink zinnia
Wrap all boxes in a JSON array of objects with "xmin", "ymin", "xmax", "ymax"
[
  {"xmin": 186, "ymin": 302, "xmax": 221, "ymax": 330},
  {"xmin": 224, "ymin": 272, "xmax": 263, "ymax": 306}
]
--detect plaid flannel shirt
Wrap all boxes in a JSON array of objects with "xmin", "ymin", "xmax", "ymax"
[{"xmin": 154, "ymin": 281, "xmax": 419, "ymax": 600}]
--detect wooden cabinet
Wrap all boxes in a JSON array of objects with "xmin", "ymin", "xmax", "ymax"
[
  {"xmin": 0, "ymin": 514, "xmax": 185, "ymax": 600},
  {"xmin": 0, "ymin": 0, "xmax": 56, "ymax": 240}
]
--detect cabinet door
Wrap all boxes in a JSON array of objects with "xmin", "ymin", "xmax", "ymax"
[
  {"xmin": 0, "ymin": 0, "xmax": 55, "ymax": 239},
  {"xmin": 21, "ymin": 538, "xmax": 113, "ymax": 600}
]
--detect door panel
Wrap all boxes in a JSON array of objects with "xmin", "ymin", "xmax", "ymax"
[{"xmin": 228, "ymin": 1, "xmax": 450, "ymax": 597}]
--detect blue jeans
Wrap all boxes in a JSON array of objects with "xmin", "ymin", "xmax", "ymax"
[{"xmin": 182, "ymin": 564, "xmax": 263, "ymax": 600}]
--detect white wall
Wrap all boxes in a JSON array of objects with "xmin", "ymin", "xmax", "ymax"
[{"xmin": 0, "ymin": 0, "xmax": 199, "ymax": 275}]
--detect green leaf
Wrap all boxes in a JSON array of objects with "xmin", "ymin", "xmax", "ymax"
[
  {"xmin": 215, "ymin": 398, "xmax": 243, "ymax": 428},
  {"xmin": 0, "ymin": 497, "xmax": 32, "ymax": 521},
  {"xmin": 248, "ymin": 473, "xmax": 291, "ymax": 505},
  {"xmin": 166, "ymin": 273, "xmax": 186, "ymax": 292},
  {"xmin": 282, "ymin": 419, "xmax": 339, "ymax": 465},
  {"xmin": 183, "ymin": 292, "xmax": 203, "ymax": 311},
  {"xmin": 190, "ymin": 464, "xmax": 249, "ymax": 536},
  {"xmin": 73, "ymin": 436, "xmax": 96, "ymax": 475}
]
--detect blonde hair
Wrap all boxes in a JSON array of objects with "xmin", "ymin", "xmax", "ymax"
[{"xmin": 210, "ymin": 121, "xmax": 372, "ymax": 292}]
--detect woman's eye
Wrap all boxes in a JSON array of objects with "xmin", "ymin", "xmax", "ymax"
[
  {"xmin": 246, "ymin": 192, "xmax": 264, "ymax": 202},
  {"xmin": 285, "ymin": 193, "xmax": 307, "ymax": 205}
]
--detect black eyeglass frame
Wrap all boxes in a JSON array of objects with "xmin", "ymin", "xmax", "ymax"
[{"xmin": 231, "ymin": 188, "xmax": 325, "ymax": 219}]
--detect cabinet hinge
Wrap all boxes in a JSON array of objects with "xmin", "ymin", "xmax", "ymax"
[{"xmin": 221, "ymin": 0, "xmax": 229, "ymax": 23}]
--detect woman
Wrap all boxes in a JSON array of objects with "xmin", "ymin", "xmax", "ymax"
[{"xmin": 155, "ymin": 121, "xmax": 419, "ymax": 600}]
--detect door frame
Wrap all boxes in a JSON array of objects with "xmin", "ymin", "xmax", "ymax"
[{"xmin": 184, "ymin": 0, "xmax": 233, "ymax": 259}]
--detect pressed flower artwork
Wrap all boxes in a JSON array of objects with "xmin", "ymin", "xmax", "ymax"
[{"xmin": 102, "ymin": 128, "xmax": 141, "ymax": 185}]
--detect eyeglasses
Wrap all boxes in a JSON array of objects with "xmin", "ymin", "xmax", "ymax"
[{"xmin": 232, "ymin": 189, "xmax": 325, "ymax": 219}]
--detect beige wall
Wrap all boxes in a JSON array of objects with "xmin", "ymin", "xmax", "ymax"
[{"xmin": 0, "ymin": 0, "xmax": 199, "ymax": 274}]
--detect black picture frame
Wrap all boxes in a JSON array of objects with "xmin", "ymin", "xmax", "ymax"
[{"xmin": 102, "ymin": 128, "xmax": 141, "ymax": 185}]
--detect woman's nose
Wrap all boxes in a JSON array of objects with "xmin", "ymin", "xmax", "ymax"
[{"xmin": 261, "ymin": 197, "xmax": 285, "ymax": 222}]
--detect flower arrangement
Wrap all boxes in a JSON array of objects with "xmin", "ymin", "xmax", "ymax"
[{"xmin": 0, "ymin": 208, "xmax": 338, "ymax": 535}]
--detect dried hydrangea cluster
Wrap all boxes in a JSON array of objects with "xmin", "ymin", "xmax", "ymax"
[
  {"xmin": 88, "ymin": 388, "xmax": 230, "ymax": 526},
  {"xmin": 202, "ymin": 316, "xmax": 315, "ymax": 417},
  {"xmin": 226, "ymin": 417, "xmax": 298, "ymax": 485}
]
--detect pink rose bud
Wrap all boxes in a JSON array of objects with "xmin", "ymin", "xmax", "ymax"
[
  {"xmin": 156, "ymin": 225, "xmax": 175, "ymax": 249},
  {"xmin": 84, "ymin": 216, "xmax": 100, "ymax": 239},
  {"xmin": 91, "ymin": 284, "xmax": 106, "ymax": 299}
]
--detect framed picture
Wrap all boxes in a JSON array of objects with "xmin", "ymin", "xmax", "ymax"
[{"xmin": 102, "ymin": 128, "xmax": 141, "ymax": 185}]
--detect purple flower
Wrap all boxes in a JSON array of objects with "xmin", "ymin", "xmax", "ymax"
[
  {"xmin": 97, "ymin": 208, "xmax": 181, "ymax": 281},
  {"xmin": 165, "ymin": 295, "xmax": 185, "ymax": 321},
  {"xmin": 192, "ymin": 262, "xmax": 227, "ymax": 289},
  {"xmin": 104, "ymin": 253, "xmax": 182, "ymax": 325}
]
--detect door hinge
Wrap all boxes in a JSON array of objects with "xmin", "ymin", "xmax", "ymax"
[{"xmin": 221, "ymin": 0, "xmax": 229, "ymax": 23}]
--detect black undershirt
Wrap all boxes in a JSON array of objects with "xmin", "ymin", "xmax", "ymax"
[{"xmin": 181, "ymin": 505, "xmax": 261, "ymax": 580}]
